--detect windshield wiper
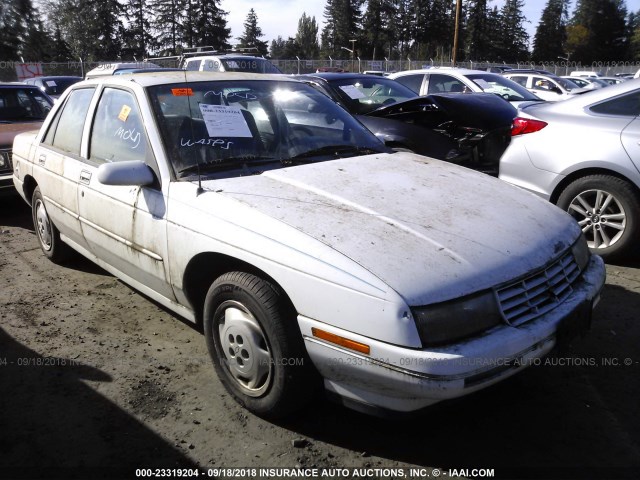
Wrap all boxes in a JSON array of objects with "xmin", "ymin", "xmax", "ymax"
[
  {"xmin": 177, "ymin": 155, "xmax": 279, "ymax": 178},
  {"xmin": 288, "ymin": 145, "xmax": 382, "ymax": 162}
]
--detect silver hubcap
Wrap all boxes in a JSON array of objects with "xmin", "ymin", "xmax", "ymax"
[
  {"xmin": 35, "ymin": 199, "xmax": 53, "ymax": 251},
  {"xmin": 216, "ymin": 300, "xmax": 272, "ymax": 397},
  {"xmin": 568, "ymin": 189, "xmax": 626, "ymax": 249}
]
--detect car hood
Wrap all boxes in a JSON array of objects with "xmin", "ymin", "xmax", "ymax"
[
  {"xmin": 367, "ymin": 93, "xmax": 515, "ymax": 131},
  {"xmin": 0, "ymin": 121, "xmax": 43, "ymax": 148},
  {"xmin": 205, "ymin": 153, "xmax": 580, "ymax": 305}
]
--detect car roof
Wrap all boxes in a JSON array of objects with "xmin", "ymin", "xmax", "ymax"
[
  {"xmin": 301, "ymin": 72, "xmax": 394, "ymax": 81},
  {"xmin": 390, "ymin": 68, "xmax": 499, "ymax": 76},
  {"xmin": 76, "ymin": 71, "xmax": 299, "ymax": 88}
]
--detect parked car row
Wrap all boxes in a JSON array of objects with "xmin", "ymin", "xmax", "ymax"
[{"xmin": 9, "ymin": 71, "xmax": 607, "ymax": 420}]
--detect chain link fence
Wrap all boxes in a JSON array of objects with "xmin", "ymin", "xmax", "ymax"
[{"xmin": 1, "ymin": 58, "xmax": 639, "ymax": 81}]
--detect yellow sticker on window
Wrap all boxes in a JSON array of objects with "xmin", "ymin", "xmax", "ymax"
[{"xmin": 118, "ymin": 105, "xmax": 132, "ymax": 122}]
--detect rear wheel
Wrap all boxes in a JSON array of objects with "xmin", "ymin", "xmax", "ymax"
[
  {"xmin": 203, "ymin": 271, "xmax": 318, "ymax": 418},
  {"xmin": 557, "ymin": 175, "xmax": 640, "ymax": 260},
  {"xmin": 32, "ymin": 187, "xmax": 70, "ymax": 263}
]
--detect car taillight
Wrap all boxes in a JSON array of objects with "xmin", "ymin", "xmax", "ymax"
[{"xmin": 511, "ymin": 117, "xmax": 548, "ymax": 136}]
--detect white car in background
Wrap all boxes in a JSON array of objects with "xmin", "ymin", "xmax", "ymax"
[
  {"xmin": 389, "ymin": 68, "xmax": 542, "ymax": 107},
  {"xmin": 503, "ymin": 72, "xmax": 588, "ymax": 101},
  {"xmin": 12, "ymin": 72, "xmax": 604, "ymax": 418}
]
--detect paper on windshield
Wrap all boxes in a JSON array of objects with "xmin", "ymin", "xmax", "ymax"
[
  {"xmin": 45, "ymin": 80, "xmax": 57, "ymax": 87},
  {"xmin": 199, "ymin": 105, "xmax": 253, "ymax": 137},
  {"xmin": 474, "ymin": 79, "xmax": 493, "ymax": 91},
  {"xmin": 339, "ymin": 85, "xmax": 366, "ymax": 99}
]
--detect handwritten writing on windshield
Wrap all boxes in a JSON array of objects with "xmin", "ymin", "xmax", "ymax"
[
  {"xmin": 180, "ymin": 138, "xmax": 233, "ymax": 149},
  {"xmin": 115, "ymin": 127, "xmax": 141, "ymax": 149}
]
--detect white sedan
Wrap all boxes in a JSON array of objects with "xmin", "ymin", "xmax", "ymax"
[{"xmin": 12, "ymin": 72, "xmax": 604, "ymax": 417}]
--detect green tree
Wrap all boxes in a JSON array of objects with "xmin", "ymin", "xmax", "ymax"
[
  {"xmin": 532, "ymin": 0, "xmax": 570, "ymax": 61},
  {"xmin": 569, "ymin": 0, "xmax": 628, "ymax": 62},
  {"xmin": 149, "ymin": 0, "xmax": 185, "ymax": 54},
  {"xmin": 122, "ymin": 0, "xmax": 155, "ymax": 58},
  {"xmin": 189, "ymin": 0, "xmax": 230, "ymax": 50},
  {"xmin": 495, "ymin": 0, "xmax": 530, "ymax": 62},
  {"xmin": 321, "ymin": 0, "xmax": 362, "ymax": 58},
  {"xmin": 629, "ymin": 10, "xmax": 640, "ymax": 60},
  {"xmin": 237, "ymin": 8, "xmax": 268, "ymax": 55},
  {"xmin": 465, "ymin": 0, "xmax": 491, "ymax": 61},
  {"xmin": 295, "ymin": 12, "xmax": 320, "ymax": 59},
  {"xmin": 270, "ymin": 36, "xmax": 300, "ymax": 59}
]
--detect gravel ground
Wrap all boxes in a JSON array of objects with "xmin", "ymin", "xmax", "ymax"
[{"xmin": 1, "ymin": 195, "xmax": 639, "ymax": 480}]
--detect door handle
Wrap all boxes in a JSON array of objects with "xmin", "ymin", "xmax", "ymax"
[
  {"xmin": 79, "ymin": 170, "xmax": 92, "ymax": 184},
  {"xmin": 38, "ymin": 154, "xmax": 46, "ymax": 165}
]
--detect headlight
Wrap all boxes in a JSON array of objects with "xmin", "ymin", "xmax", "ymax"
[
  {"xmin": 411, "ymin": 290, "xmax": 503, "ymax": 347},
  {"xmin": 0, "ymin": 150, "xmax": 11, "ymax": 170},
  {"xmin": 571, "ymin": 234, "xmax": 590, "ymax": 271}
]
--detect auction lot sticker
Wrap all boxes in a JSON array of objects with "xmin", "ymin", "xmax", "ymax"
[{"xmin": 199, "ymin": 105, "xmax": 253, "ymax": 137}]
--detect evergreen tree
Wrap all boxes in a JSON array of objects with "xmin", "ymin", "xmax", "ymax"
[
  {"xmin": 360, "ymin": 0, "xmax": 396, "ymax": 59},
  {"xmin": 122, "ymin": 0, "xmax": 155, "ymax": 58},
  {"xmin": 568, "ymin": 0, "xmax": 628, "ymax": 62},
  {"xmin": 237, "ymin": 8, "xmax": 268, "ymax": 55},
  {"xmin": 190, "ymin": 0, "xmax": 230, "ymax": 50},
  {"xmin": 629, "ymin": 10, "xmax": 640, "ymax": 60},
  {"xmin": 465, "ymin": 0, "xmax": 491, "ymax": 60},
  {"xmin": 295, "ymin": 13, "xmax": 320, "ymax": 59},
  {"xmin": 495, "ymin": 0, "xmax": 530, "ymax": 62},
  {"xmin": 321, "ymin": 0, "xmax": 362, "ymax": 59},
  {"xmin": 149, "ymin": 0, "xmax": 185, "ymax": 54},
  {"xmin": 270, "ymin": 36, "xmax": 300, "ymax": 59},
  {"xmin": 532, "ymin": 0, "xmax": 570, "ymax": 61}
]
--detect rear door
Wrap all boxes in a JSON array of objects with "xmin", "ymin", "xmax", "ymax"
[{"xmin": 33, "ymin": 87, "xmax": 96, "ymax": 250}]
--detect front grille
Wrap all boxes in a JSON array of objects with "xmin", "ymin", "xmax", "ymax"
[
  {"xmin": 496, "ymin": 251, "xmax": 581, "ymax": 326},
  {"xmin": 0, "ymin": 149, "xmax": 12, "ymax": 172}
]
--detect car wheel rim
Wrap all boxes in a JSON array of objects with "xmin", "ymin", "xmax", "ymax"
[
  {"xmin": 35, "ymin": 199, "xmax": 53, "ymax": 251},
  {"xmin": 215, "ymin": 300, "xmax": 272, "ymax": 397},
  {"xmin": 567, "ymin": 189, "xmax": 626, "ymax": 249}
]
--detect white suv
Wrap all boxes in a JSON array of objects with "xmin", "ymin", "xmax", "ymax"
[
  {"xmin": 503, "ymin": 72, "xmax": 588, "ymax": 101},
  {"xmin": 389, "ymin": 68, "xmax": 541, "ymax": 106},
  {"xmin": 183, "ymin": 54, "xmax": 281, "ymax": 74}
]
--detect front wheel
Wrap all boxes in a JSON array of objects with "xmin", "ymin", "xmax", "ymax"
[
  {"xmin": 557, "ymin": 175, "xmax": 640, "ymax": 260},
  {"xmin": 203, "ymin": 272, "xmax": 318, "ymax": 418}
]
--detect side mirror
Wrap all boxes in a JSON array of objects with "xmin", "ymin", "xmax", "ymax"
[{"xmin": 97, "ymin": 160, "xmax": 154, "ymax": 186}]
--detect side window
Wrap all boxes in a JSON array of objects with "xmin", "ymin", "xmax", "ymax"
[
  {"xmin": 90, "ymin": 88, "xmax": 148, "ymax": 163},
  {"xmin": 395, "ymin": 74, "xmax": 424, "ymax": 94},
  {"xmin": 427, "ymin": 74, "xmax": 466, "ymax": 93},
  {"xmin": 43, "ymin": 88, "xmax": 95, "ymax": 155},
  {"xmin": 185, "ymin": 60, "xmax": 200, "ymax": 71},
  {"xmin": 509, "ymin": 76, "xmax": 528, "ymax": 87},
  {"xmin": 590, "ymin": 91, "xmax": 640, "ymax": 116}
]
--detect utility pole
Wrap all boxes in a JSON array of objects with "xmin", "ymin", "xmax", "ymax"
[{"xmin": 452, "ymin": 0, "xmax": 462, "ymax": 66}]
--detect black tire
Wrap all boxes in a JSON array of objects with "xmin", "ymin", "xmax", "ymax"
[
  {"xmin": 557, "ymin": 175, "xmax": 640, "ymax": 260},
  {"xmin": 31, "ymin": 187, "xmax": 70, "ymax": 263},
  {"xmin": 203, "ymin": 271, "xmax": 318, "ymax": 418}
]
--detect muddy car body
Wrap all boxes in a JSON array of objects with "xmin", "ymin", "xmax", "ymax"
[{"xmin": 13, "ymin": 72, "xmax": 604, "ymax": 417}]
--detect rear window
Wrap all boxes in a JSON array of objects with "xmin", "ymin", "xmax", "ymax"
[
  {"xmin": 0, "ymin": 87, "xmax": 52, "ymax": 121},
  {"xmin": 590, "ymin": 91, "xmax": 640, "ymax": 116}
]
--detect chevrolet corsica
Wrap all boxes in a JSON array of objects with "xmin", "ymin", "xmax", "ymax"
[{"xmin": 12, "ymin": 72, "xmax": 605, "ymax": 418}]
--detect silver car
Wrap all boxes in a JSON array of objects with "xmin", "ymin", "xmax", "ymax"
[{"xmin": 500, "ymin": 79, "xmax": 640, "ymax": 260}]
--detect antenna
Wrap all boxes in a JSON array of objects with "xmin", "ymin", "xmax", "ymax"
[{"xmin": 183, "ymin": 70, "xmax": 204, "ymax": 196}]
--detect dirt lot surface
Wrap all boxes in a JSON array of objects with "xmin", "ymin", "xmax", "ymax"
[{"xmin": 1, "ymin": 195, "xmax": 639, "ymax": 480}]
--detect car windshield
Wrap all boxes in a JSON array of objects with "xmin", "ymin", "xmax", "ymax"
[
  {"xmin": 466, "ymin": 73, "xmax": 539, "ymax": 102},
  {"xmin": 0, "ymin": 87, "xmax": 52, "ymax": 122},
  {"xmin": 221, "ymin": 58, "xmax": 282, "ymax": 74},
  {"xmin": 40, "ymin": 78, "xmax": 81, "ymax": 96},
  {"xmin": 148, "ymin": 80, "xmax": 388, "ymax": 179},
  {"xmin": 555, "ymin": 77, "xmax": 581, "ymax": 91},
  {"xmin": 326, "ymin": 77, "xmax": 418, "ymax": 114}
]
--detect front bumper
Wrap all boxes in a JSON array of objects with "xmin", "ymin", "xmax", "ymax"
[{"xmin": 300, "ymin": 255, "xmax": 605, "ymax": 413}]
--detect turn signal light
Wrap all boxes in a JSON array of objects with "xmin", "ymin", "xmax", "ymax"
[
  {"xmin": 511, "ymin": 117, "xmax": 548, "ymax": 136},
  {"xmin": 311, "ymin": 328, "xmax": 371, "ymax": 355}
]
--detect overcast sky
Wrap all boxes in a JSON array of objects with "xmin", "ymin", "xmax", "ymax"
[{"xmin": 220, "ymin": 0, "xmax": 640, "ymax": 49}]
